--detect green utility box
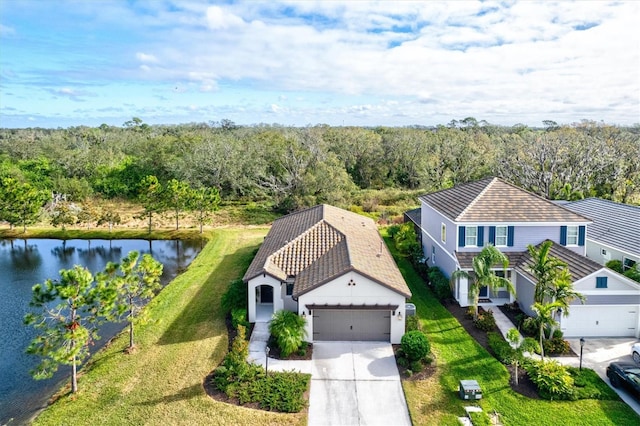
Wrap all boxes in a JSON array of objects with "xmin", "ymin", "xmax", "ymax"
[{"xmin": 459, "ymin": 380, "xmax": 482, "ymax": 400}]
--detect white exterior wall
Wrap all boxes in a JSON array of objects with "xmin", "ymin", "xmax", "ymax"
[
  {"xmin": 456, "ymin": 224, "xmax": 585, "ymax": 255},
  {"xmin": 421, "ymin": 202, "xmax": 457, "ymax": 255},
  {"xmin": 573, "ymin": 268, "xmax": 640, "ymax": 293},
  {"xmin": 247, "ymin": 274, "xmax": 283, "ymax": 323},
  {"xmin": 297, "ymin": 271, "xmax": 407, "ymax": 344},
  {"xmin": 585, "ymin": 239, "xmax": 640, "ymax": 268}
]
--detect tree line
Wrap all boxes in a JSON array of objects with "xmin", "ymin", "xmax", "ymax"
[{"xmin": 1, "ymin": 119, "xmax": 638, "ymax": 219}]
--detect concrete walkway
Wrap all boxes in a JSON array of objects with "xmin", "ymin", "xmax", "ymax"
[
  {"xmin": 248, "ymin": 324, "xmax": 411, "ymax": 425},
  {"xmin": 491, "ymin": 308, "xmax": 523, "ymax": 342}
]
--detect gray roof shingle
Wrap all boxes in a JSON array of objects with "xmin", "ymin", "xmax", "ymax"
[
  {"xmin": 419, "ymin": 177, "xmax": 590, "ymax": 223},
  {"xmin": 516, "ymin": 240, "xmax": 604, "ymax": 283},
  {"xmin": 243, "ymin": 204, "xmax": 411, "ymax": 298},
  {"xmin": 564, "ymin": 198, "xmax": 640, "ymax": 257}
]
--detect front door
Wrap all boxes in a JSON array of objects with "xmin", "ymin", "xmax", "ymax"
[
  {"xmin": 479, "ymin": 286, "xmax": 488, "ymax": 298},
  {"xmin": 260, "ymin": 285, "xmax": 273, "ymax": 303}
]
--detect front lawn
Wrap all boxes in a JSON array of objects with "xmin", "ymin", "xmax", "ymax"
[
  {"xmin": 385, "ymin": 234, "xmax": 639, "ymax": 426},
  {"xmin": 33, "ymin": 228, "xmax": 307, "ymax": 426}
]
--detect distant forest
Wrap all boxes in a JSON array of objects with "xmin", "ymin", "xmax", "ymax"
[{"xmin": 1, "ymin": 118, "xmax": 639, "ymax": 214}]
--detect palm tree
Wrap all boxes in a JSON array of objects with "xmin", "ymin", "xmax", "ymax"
[
  {"xmin": 527, "ymin": 241, "xmax": 568, "ymax": 304},
  {"xmin": 451, "ymin": 245, "xmax": 514, "ymax": 320},
  {"xmin": 547, "ymin": 268, "xmax": 585, "ymax": 337},
  {"xmin": 531, "ymin": 301, "xmax": 563, "ymax": 359},
  {"xmin": 506, "ymin": 328, "xmax": 540, "ymax": 385}
]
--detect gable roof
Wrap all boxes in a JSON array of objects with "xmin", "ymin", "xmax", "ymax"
[
  {"xmin": 563, "ymin": 198, "xmax": 640, "ymax": 257},
  {"xmin": 243, "ymin": 204, "xmax": 411, "ymax": 298},
  {"xmin": 516, "ymin": 240, "xmax": 604, "ymax": 283},
  {"xmin": 419, "ymin": 177, "xmax": 590, "ymax": 223}
]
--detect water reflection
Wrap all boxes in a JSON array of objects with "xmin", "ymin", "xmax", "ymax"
[{"xmin": 0, "ymin": 238, "xmax": 202, "ymax": 425}]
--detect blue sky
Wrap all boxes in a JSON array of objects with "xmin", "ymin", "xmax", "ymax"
[{"xmin": 1, "ymin": 0, "xmax": 638, "ymax": 128}]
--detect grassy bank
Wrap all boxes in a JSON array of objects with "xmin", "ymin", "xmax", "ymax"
[
  {"xmin": 0, "ymin": 227, "xmax": 205, "ymax": 241},
  {"xmin": 33, "ymin": 227, "xmax": 305, "ymax": 426},
  {"xmin": 385, "ymin": 234, "xmax": 639, "ymax": 426}
]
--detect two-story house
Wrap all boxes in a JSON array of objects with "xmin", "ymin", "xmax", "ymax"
[{"xmin": 408, "ymin": 177, "xmax": 640, "ymax": 338}]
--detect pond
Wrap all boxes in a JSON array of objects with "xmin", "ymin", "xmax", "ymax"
[{"xmin": 0, "ymin": 238, "xmax": 203, "ymax": 425}]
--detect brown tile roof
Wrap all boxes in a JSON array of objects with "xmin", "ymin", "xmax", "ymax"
[
  {"xmin": 419, "ymin": 177, "xmax": 591, "ymax": 223},
  {"xmin": 455, "ymin": 251, "xmax": 524, "ymax": 270},
  {"xmin": 516, "ymin": 240, "xmax": 603, "ymax": 282},
  {"xmin": 243, "ymin": 204, "xmax": 411, "ymax": 298}
]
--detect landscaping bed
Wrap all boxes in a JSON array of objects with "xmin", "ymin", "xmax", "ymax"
[{"xmin": 443, "ymin": 301, "xmax": 541, "ymax": 399}]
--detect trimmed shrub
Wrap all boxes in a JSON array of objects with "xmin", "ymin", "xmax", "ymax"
[
  {"xmin": 474, "ymin": 309, "xmax": 496, "ymax": 332},
  {"xmin": 605, "ymin": 259, "xmax": 623, "ymax": 273},
  {"xmin": 269, "ymin": 310, "xmax": 307, "ymax": 358},
  {"xmin": 522, "ymin": 317, "xmax": 538, "ymax": 337},
  {"xmin": 488, "ymin": 332, "xmax": 516, "ymax": 364},
  {"xmin": 525, "ymin": 359, "xmax": 574, "ymax": 400},
  {"xmin": 542, "ymin": 337, "xmax": 571, "ymax": 355},
  {"xmin": 401, "ymin": 330, "xmax": 430, "ymax": 362},
  {"xmin": 221, "ymin": 278, "xmax": 247, "ymax": 314},
  {"xmin": 410, "ymin": 360, "xmax": 423, "ymax": 373},
  {"xmin": 427, "ymin": 267, "xmax": 452, "ymax": 301},
  {"xmin": 405, "ymin": 315, "xmax": 421, "ymax": 332},
  {"xmin": 231, "ymin": 308, "xmax": 250, "ymax": 330}
]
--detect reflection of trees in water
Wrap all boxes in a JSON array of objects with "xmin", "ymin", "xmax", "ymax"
[{"xmin": 7, "ymin": 239, "xmax": 43, "ymax": 271}]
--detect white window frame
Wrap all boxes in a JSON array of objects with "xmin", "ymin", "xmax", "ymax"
[
  {"xmin": 624, "ymin": 257, "xmax": 637, "ymax": 272},
  {"xmin": 465, "ymin": 226, "xmax": 478, "ymax": 247},
  {"xmin": 432, "ymin": 245, "xmax": 436, "ymax": 264},
  {"xmin": 441, "ymin": 223, "xmax": 446, "ymax": 243},
  {"xmin": 566, "ymin": 226, "xmax": 579, "ymax": 246},
  {"xmin": 495, "ymin": 226, "xmax": 508, "ymax": 247}
]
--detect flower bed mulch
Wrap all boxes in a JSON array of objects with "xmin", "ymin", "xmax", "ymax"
[{"xmin": 392, "ymin": 344, "xmax": 437, "ymax": 381}]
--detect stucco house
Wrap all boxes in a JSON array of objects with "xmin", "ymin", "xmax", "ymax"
[
  {"xmin": 407, "ymin": 177, "xmax": 640, "ymax": 338},
  {"xmin": 563, "ymin": 198, "xmax": 640, "ymax": 272},
  {"xmin": 243, "ymin": 204, "xmax": 411, "ymax": 344}
]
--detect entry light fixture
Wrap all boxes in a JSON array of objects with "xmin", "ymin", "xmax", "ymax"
[{"xmin": 397, "ymin": 311, "xmax": 403, "ymax": 321}]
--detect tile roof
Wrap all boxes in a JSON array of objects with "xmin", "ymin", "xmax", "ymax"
[
  {"xmin": 516, "ymin": 240, "xmax": 604, "ymax": 282},
  {"xmin": 243, "ymin": 204, "xmax": 411, "ymax": 298},
  {"xmin": 455, "ymin": 241, "xmax": 604, "ymax": 284},
  {"xmin": 455, "ymin": 251, "xmax": 524, "ymax": 270},
  {"xmin": 419, "ymin": 177, "xmax": 590, "ymax": 223},
  {"xmin": 404, "ymin": 207, "xmax": 421, "ymax": 227},
  {"xmin": 564, "ymin": 198, "xmax": 640, "ymax": 256}
]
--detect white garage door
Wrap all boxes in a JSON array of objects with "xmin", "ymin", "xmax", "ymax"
[
  {"xmin": 561, "ymin": 305, "xmax": 638, "ymax": 337},
  {"xmin": 312, "ymin": 309, "xmax": 391, "ymax": 341}
]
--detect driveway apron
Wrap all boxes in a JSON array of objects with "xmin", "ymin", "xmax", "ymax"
[{"xmin": 308, "ymin": 342, "xmax": 411, "ymax": 426}]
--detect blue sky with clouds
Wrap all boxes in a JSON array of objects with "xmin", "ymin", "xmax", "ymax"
[{"xmin": 1, "ymin": 1, "xmax": 638, "ymax": 128}]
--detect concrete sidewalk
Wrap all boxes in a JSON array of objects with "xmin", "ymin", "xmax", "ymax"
[
  {"xmin": 247, "ymin": 322, "xmax": 312, "ymax": 374},
  {"xmin": 491, "ymin": 307, "xmax": 523, "ymax": 342}
]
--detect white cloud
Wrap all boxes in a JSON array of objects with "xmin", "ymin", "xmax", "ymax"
[
  {"xmin": 206, "ymin": 6, "xmax": 245, "ymax": 30},
  {"xmin": 136, "ymin": 52, "xmax": 158, "ymax": 63}
]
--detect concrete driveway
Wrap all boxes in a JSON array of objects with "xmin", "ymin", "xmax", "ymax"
[
  {"xmin": 308, "ymin": 342, "xmax": 411, "ymax": 426},
  {"xmin": 561, "ymin": 338, "xmax": 640, "ymax": 415}
]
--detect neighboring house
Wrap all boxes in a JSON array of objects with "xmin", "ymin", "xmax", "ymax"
[
  {"xmin": 563, "ymin": 198, "xmax": 640, "ymax": 272},
  {"xmin": 243, "ymin": 204, "xmax": 411, "ymax": 344},
  {"xmin": 517, "ymin": 241, "xmax": 640, "ymax": 338},
  {"xmin": 408, "ymin": 177, "xmax": 640, "ymax": 338}
]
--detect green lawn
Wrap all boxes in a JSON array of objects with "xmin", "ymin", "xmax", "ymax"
[
  {"xmin": 33, "ymin": 228, "xmax": 306, "ymax": 426},
  {"xmin": 386, "ymin": 235, "xmax": 640, "ymax": 426}
]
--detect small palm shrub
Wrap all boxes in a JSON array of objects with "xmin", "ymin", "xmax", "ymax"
[
  {"xmin": 401, "ymin": 330, "xmax": 430, "ymax": 362},
  {"xmin": 525, "ymin": 359, "xmax": 574, "ymax": 400},
  {"xmin": 269, "ymin": 310, "xmax": 307, "ymax": 358}
]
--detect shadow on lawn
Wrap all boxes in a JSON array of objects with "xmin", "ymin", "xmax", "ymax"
[
  {"xmin": 156, "ymin": 242, "xmax": 260, "ymax": 346},
  {"xmin": 136, "ymin": 383, "xmax": 202, "ymax": 406}
]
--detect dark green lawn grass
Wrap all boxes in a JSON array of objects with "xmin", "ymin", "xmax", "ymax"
[{"xmin": 384, "ymin": 233, "xmax": 640, "ymax": 426}]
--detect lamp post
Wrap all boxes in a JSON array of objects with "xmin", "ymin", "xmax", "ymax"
[
  {"xmin": 579, "ymin": 338, "xmax": 585, "ymax": 370},
  {"xmin": 265, "ymin": 346, "xmax": 270, "ymax": 376}
]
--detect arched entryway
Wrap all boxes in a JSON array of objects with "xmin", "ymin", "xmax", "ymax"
[{"xmin": 255, "ymin": 284, "xmax": 274, "ymax": 321}]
